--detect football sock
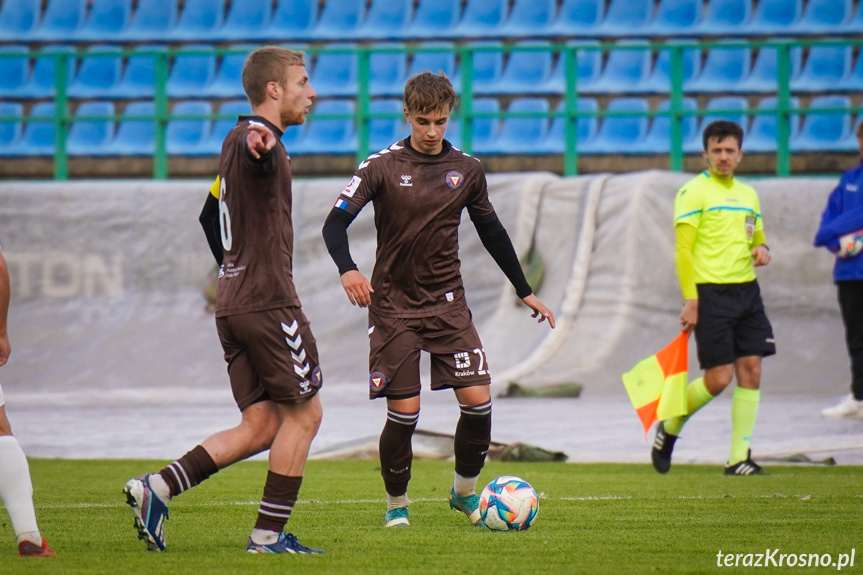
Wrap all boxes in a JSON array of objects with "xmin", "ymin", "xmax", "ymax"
[
  {"xmin": 662, "ymin": 377, "xmax": 713, "ymax": 436},
  {"xmin": 386, "ymin": 493, "xmax": 409, "ymax": 511},
  {"xmin": 379, "ymin": 408, "xmax": 419, "ymax": 497},
  {"xmin": 453, "ymin": 472, "xmax": 479, "ymax": 498},
  {"xmin": 730, "ymin": 386, "xmax": 760, "ymax": 465},
  {"xmin": 0, "ymin": 436, "xmax": 40, "ymax": 543},
  {"xmin": 250, "ymin": 528, "xmax": 279, "ymax": 545},
  {"xmin": 253, "ymin": 471, "xmax": 302, "ymax": 534},
  {"xmin": 158, "ymin": 445, "xmax": 218, "ymax": 498},
  {"xmin": 454, "ymin": 400, "xmax": 492, "ymax": 480}
]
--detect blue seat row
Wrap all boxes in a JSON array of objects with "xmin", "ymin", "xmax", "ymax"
[
  {"xmin": 0, "ymin": 96, "xmax": 857, "ymax": 157},
  {"xmin": 0, "ymin": 0, "xmax": 860, "ymax": 42},
  {"xmin": 3, "ymin": 41, "xmax": 863, "ymax": 100}
]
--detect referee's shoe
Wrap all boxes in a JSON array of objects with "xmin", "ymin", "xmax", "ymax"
[
  {"xmin": 651, "ymin": 421, "xmax": 678, "ymax": 474},
  {"xmin": 724, "ymin": 450, "xmax": 765, "ymax": 476}
]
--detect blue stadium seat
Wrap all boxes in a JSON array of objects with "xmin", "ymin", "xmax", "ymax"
[
  {"xmin": 640, "ymin": 40, "xmax": 702, "ymax": 93},
  {"xmin": 166, "ymin": 44, "xmax": 217, "ymax": 98},
  {"xmin": 0, "ymin": 0, "xmax": 40, "ymax": 40},
  {"xmin": 686, "ymin": 96, "xmax": 749, "ymax": 153},
  {"xmin": 0, "ymin": 102, "xmax": 24, "ymax": 154},
  {"xmin": 746, "ymin": 0, "xmax": 802, "ymax": 34},
  {"xmin": 17, "ymin": 44, "xmax": 76, "ymax": 98},
  {"xmin": 649, "ymin": 0, "xmax": 703, "ymax": 35},
  {"xmin": 68, "ymin": 44, "xmax": 123, "ymax": 98},
  {"xmin": 106, "ymin": 44, "xmax": 164, "ymax": 98},
  {"xmin": 537, "ymin": 40, "xmax": 602, "ymax": 95},
  {"xmin": 31, "ymin": 0, "xmax": 86, "ymax": 41},
  {"xmin": 496, "ymin": 0, "xmax": 556, "ymax": 38},
  {"xmin": 17, "ymin": 102, "xmax": 57, "ymax": 156},
  {"xmin": 790, "ymin": 45, "xmax": 852, "ymax": 92},
  {"xmin": 108, "ymin": 101, "xmax": 155, "ymax": 155},
  {"xmin": 120, "ymin": 0, "xmax": 177, "ymax": 41},
  {"xmin": 465, "ymin": 98, "xmax": 501, "ymax": 154},
  {"xmin": 265, "ymin": 0, "xmax": 317, "ymax": 41},
  {"xmin": 744, "ymin": 96, "xmax": 801, "ymax": 152},
  {"xmin": 169, "ymin": 0, "xmax": 224, "ymax": 41},
  {"xmin": 402, "ymin": 0, "xmax": 461, "ymax": 40},
  {"xmin": 631, "ymin": 98, "xmax": 699, "ymax": 153},
  {"xmin": 582, "ymin": 97, "xmax": 649, "ymax": 153},
  {"xmin": 407, "ymin": 42, "xmax": 459, "ymax": 90},
  {"xmin": 686, "ymin": 40, "xmax": 751, "ymax": 93},
  {"xmin": 596, "ymin": 0, "xmax": 653, "ymax": 36},
  {"xmin": 535, "ymin": 98, "xmax": 599, "ymax": 154},
  {"xmin": 839, "ymin": 50, "xmax": 863, "ymax": 92},
  {"xmin": 484, "ymin": 41, "xmax": 554, "ymax": 95},
  {"xmin": 166, "ymin": 100, "xmax": 212, "ymax": 155},
  {"xmin": 736, "ymin": 42, "xmax": 802, "ymax": 92},
  {"xmin": 0, "ymin": 45, "xmax": 31, "ymax": 98},
  {"xmin": 67, "ymin": 101, "xmax": 115, "ymax": 155},
  {"xmin": 849, "ymin": 0, "xmax": 863, "ymax": 32},
  {"xmin": 76, "ymin": 0, "xmax": 131, "ymax": 41},
  {"xmin": 693, "ymin": 0, "xmax": 752, "ymax": 34},
  {"xmin": 368, "ymin": 98, "xmax": 408, "ymax": 152},
  {"xmin": 300, "ymin": 100, "xmax": 357, "ymax": 154},
  {"xmin": 310, "ymin": 44, "xmax": 358, "ymax": 98},
  {"xmin": 353, "ymin": 0, "xmax": 412, "ymax": 40},
  {"xmin": 586, "ymin": 40, "xmax": 652, "ymax": 93},
  {"xmin": 470, "ymin": 41, "xmax": 506, "ymax": 95},
  {"xmin": 202, "ymin": 45, "xmax": 255, "ymax": 98},
  {"xmin": 447, "ymin": 0, "xmax": 508, "ymax": 38},
  {"xmin": 369, "ymin": 43, "xmax": 408, "ymax": 97},
  {"xmin": 486, "ymin": 98, "xmax": 550, "ymax": 154},
  {"xmin": 793, "ymin": 0, "xmax": 852, "ymax": 34},
  {"xmin": 547, "ymin": 0, "xmax": 605, "ymax": 36},
  {"xmin": 792, "ymin": 95, "xmax": 854, "ymax": 152},
  {"xmin": 312, "ymin": 0, "xmax": 365, "ymax": 40},
  {"xmin": 216, "ymin": 0, "xmax": 270, "ymax": 41},
  {"xmin": 201, "ymin": 99, "xmax": 251, "ymax": 155}
]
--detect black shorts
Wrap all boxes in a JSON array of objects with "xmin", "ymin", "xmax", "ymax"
[
  {"xmin": 367, "ymin": 304, "xmax": 491, "ymax": 400},
  {"xmin": 694, "ymin": 281, "xmax": 776, "ymax": 370},
  {"xmin": 216, "ymin": 307, "xmax": 322, "ymax": 410}
]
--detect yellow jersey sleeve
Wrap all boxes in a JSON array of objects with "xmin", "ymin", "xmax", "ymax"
[
  {"xmin": 209, "ymin": 176, "xmax": 220, "ymax": 199},
  {"xmin": 674, "ymin": 223, "xmax": 698, "ymax": 300},
  {"xmin": 673, "ymin": 184, "xmax": 703, "ymax": 228}
]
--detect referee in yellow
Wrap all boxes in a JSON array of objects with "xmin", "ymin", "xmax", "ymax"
[{"xmin": 652, "ymin": 120, "xmax": 775, "ymax": 476}]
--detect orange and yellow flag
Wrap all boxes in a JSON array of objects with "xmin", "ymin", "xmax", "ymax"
[{"xmin": 621, "ymin": 332, "xmax": 689, "ymax": 434}]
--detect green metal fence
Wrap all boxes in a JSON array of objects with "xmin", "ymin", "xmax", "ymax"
[{"xmin": 1, "ymin": 39, "xmax": 861, "ymax": 180}]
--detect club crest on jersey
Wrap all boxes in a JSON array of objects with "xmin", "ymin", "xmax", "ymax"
[
  {"xmin": 370, "ymin": 372, "xmax": 387, "ymax": 391},
  {"xmin": 400, "ymin": 175, "xmax": 413, "ymax": 187},
  {"xmin": 446, "ymin": 171, "xmax": 464, "ymax": 189},
  {"xmin": 311, "ymin": 366, "xmax": 323, "ymax": 389}
]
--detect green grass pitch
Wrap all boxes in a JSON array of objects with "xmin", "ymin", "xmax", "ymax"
[{"xmin": 2, "ymin": 459, "xmax": 862, "ymax": 574}]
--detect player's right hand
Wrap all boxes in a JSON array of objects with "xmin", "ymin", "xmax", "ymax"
[
  {"xmin": 341, "ymin": 270, "xmax": 374, "ymax": 308},
  {"xmin": 245, "ymin": 123, "xmax": 277, "ymax": 159}
]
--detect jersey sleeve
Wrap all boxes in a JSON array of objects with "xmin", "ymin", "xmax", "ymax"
[
  {"xmin": 332, "ymin": 160, "xmax": 379, "ymax": 217},
  {"xmin": 465, "ymin": 169, "xmax": 496, "ymax": 223},
  {"xmin": 673, "ymin": 185, "xmax": 702, "ymax": 229},
  {"xmin": 209, "ymin": 176, "xmax": 220, "ymax": 199}
]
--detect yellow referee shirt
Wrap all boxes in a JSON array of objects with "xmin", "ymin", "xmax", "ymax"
[{"xmin": 674, "ymin": 171, "xmax": 764, "ymax": 285}]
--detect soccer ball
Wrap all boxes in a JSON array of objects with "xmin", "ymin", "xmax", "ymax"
[
  {"xmin": 479, "ymin": 475, "xmax": 539, "ymax": 531},
  {"xmin": 836, "ymin": 230, "xmax": 863, "ymax": 258}
]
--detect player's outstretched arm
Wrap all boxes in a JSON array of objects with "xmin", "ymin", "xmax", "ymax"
[
  {"xmin": 245, "ymin": 123, "xmax": 277, "ymax": 159},
  {"xmin": 340, "ymin": 270, "xmax": 374, "ymax": 308},
  {"xmin": 521, "ymin": 294, "xmax": 555, "ymax": 329}
]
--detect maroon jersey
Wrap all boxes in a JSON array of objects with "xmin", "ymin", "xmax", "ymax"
[
  {"xmin": 215, "ymin": 116, "xmax": 301, "ymax": 318},
  {"xmin": 334, "ymin": 139, "xmax": 495, "ymax": 318}
]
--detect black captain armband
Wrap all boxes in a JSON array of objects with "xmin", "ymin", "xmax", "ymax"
[
  {"xmin": 322, "ymin": 207, "xmax": 359, "ymax": 275},
  {"xmin": 473, "ymin": 214, "xmax": 533, "ymax": 299}
]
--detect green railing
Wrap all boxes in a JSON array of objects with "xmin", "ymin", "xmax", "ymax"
[{"xmin": 1, "ymin": 38, "xmax": 861, "ymax": 180}]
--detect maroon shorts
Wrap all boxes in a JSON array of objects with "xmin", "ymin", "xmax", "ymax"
[
  {"xmin": 216, "ymin": 307, "xmax": 322, "ymax": 410},
  {"xmin": 367, "ymin": 304, "xmax": 491, "ymax": 400}
]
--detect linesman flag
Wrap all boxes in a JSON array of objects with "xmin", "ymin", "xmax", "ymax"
[{"xmin": 621, "ymin": 332, "xmax": 689, "ymax": 434}]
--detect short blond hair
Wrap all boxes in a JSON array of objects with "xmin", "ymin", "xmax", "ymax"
[
  {"xmin": 403, "ymin": 71, "xmax": 459, "ymax": 115},
  {"xmin": 242, "ymin": 47, "xmax": 306, "ymax": 107}
]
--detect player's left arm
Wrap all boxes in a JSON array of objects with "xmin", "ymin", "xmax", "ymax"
[
  {"xmin": 0, "ymin": 249, "xmax": 11, "ymax": 366},
  {"xmin": 199, "ymin": 176, "xmax": 223, "ymax": 265},
  {"xmin": 750, "ymin": 195, "xmax": 770, "ymax": 267}
]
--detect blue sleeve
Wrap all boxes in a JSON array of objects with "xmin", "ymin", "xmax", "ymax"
[{"xmin": 814, "ymin": 176, "xmax": 863, "ymax": 247}]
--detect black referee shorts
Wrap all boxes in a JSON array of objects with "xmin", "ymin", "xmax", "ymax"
[{"xmin": 694, "ymin": 281, "xmax": 776, "ymax": 370}]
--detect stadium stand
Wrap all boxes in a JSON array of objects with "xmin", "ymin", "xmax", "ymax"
[
  {"xmin": 201, "ymin": 98, "xmax": 251, "ymax": 155},
  {"xmin": 165, "ymin": 44, "xmax": 217, "ymax": 98},
  {"xmin": 586, "ymin": 40, "xmax": 652, "ymax": 93},
  {"xmin": 402, "ymin": 0, "xmax": 461, "ymax": 40},
  {"xmin": 692, "ymin": 0, "xmax": 752, "ymax": 34},
  {"xmin": 546, "ymin": 0, "xmax": 605, "ymax": 36},
  {"xmin": 486, "ymin": 41, "xmax": 555, "ymax": 94},
  {"xmin": 540, "ymin": 98, "xmax": 601, "ymax": 154},
  {"xmin": 487, "ymin": 97, "xmax": 550, "ymax": 153},
  {"xmin": 631, "ymin": 98, "xmax": 699, "ymax": 153},
  {"xmin": 215, "ymin": 0, "xmax": 270, "ymax": 41},
  {"xmin": 686, "ymin": 40, "xmax": 752, "ymax": 93},
  {"xmin": 639, "ymin": 40, "xmax": 702, "ymax": 93},
  {"xmin": 447, "ymin": 0, "xmax": 509, "ymax": 38},
  {"xmin": 119, "ymin": 0, "xmax": 178, "ymax": 41},
  {"xmin": 263, "ymin": 0, "xmax": 317, "ymax": 41},
  {"xmin": 300, "ymin": 99, "xmax": 357, "ymax": 154},
  {"xmin": 352, "ymin": 0, "xmax": 411, "ymax": 41},
  {"xmin": 583, "ymin": 97, "xmax": 650, "ymax": 153},
  {"xmin": 465, "ymin": 97, "xmax": 502, "ymax": 154},
  {"xmin": 108, "ymin": 100, "xmax": 155, "ymax": 155},
  {"xmin": 0, "ymin": 0, "xmax": 40, "ymax": 40},
  {"xmin": 735, "ymin": 41, "xmax": 802, "ymax": 92},
  {"xmin": 0, "ymin": 45, "xmax": 30, "ymax": 98},
  {"xmin": 840, "ymin": 51, "xmax": 863, "ymax": 91},
  {"xmin": 313, "ymin": 0, "xmax": 365, "ymax": 40},
  {"xmin": 469, "ymin": 41, "xmax": 505, "ymax": 95},
  {"xmin": 106, "ymin": 44, "xmax": 164, "ymax": 98},
  {"xmin": 67, "ymin": 100, "xmax": 115, "ymax": 156},
  {"xmin": 76, "ymin": 0, "xmax": 131, "ymax": 41},
  {"xmin": 791, "ymin": 44, "xmax": 852, "ymax": 92},
  {"xmin": 745, "ymin": 96, "xmax": 802, "ymax": 153},
  {"xmin": 165, "ymin": 100, "xmax": 212, "ymax": 155},
  {"xmin": 649, "ymin": 0, "xmax": 703, "ymax": 35},
  {"xmin": 792, "ymin": 95, "xmax": 855, "ymax": 152},
  {"xmin": 793, "ymin": 0, "xmax": 851, "ymax": 34},
  {"xmin": 685, "ymin": 95, "xmax": 750, "ymax": 152},
  {"xmin": 30, "ymin": 0, "xmax": 86, "ymax": 41},
  {"xmin": 746, "ymin": 0, "xmax": 803, "ymax": 33},
  {"xmin": 201, "ymin": 45, "xmax": 256, "ymax": 98},
  {"xmin": 406, "ymin": 42, "xmax": 461, "ymax": 91},
  {"xmin": 368, "ymin": 98, "xmax": 408, "ymax": 152},
  {"xmin": 17, "ymin": 44, "xmax": 76, "ymax": 98},
  {"xmin": 310, "ymin": 44, "xmax": 359, "ymax": 98},
  {"xmin": 67, "ymin": 44, "xmax": 123, "ymax": 98},
  {"xmin": 0, "ymin": 102, "xmax": 23, "ymax": 153},
  {"xmin": 169, "ymin": 0, "xmax": 224, "ymax": 41},
  {"xmin": 16, "ymin": 101, "xmax": 57, "ymax": 156},
  {"xmin": 596, "ymin": 0, "xmax": 653, "ymax": 36},
  {"xmin": 368, "ymin": 43, "xmax": 408, "ymax": 97},
  {"xmin": 495, "ymin": 0, "xmax": 556, "ymax": 37}
]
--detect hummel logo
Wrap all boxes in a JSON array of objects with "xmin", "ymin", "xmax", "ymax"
[{"xmin": 400, "ymin": 175, "xmax": 413, "ymax": 187}]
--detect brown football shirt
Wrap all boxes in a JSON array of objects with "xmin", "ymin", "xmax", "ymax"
[
  {"xmin": 334, "ymin": 139, "xmax": 496, "ymax": 318},
  {"xmin": 215, "ymin": 116, "xmax": 301, "ymax": 318}
]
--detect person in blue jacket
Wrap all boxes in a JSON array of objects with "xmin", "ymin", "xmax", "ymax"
[{"xmin": 814, "ymin": 121, "xmax": 863, "ymax": 418}]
